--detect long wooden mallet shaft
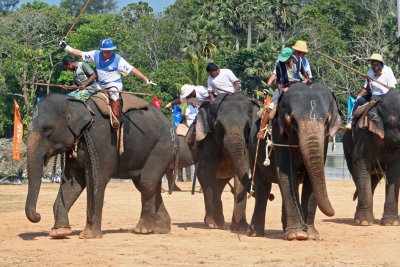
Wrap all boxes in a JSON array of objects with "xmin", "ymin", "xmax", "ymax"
[{"xmin": 316, "ymin": 51, "xmax": 392, "ymax": 90}]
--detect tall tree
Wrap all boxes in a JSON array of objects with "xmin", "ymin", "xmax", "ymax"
[
  {"xmin": 121, "ymin": 1, "xmax": 153, "ymax": 23},
  {"xmin": 60, "ymin": 0, "xmax": 116, "ymax": 16}
]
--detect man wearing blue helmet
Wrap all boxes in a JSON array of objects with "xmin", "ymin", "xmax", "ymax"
[{"xmin": 59, "ymin": 39, "xmax": 156, "ymax": 129}]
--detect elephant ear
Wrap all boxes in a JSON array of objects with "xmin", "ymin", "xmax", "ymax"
[
  {"xmin": 328, "ymin": 101, "xmax": 342, "ymax": 138},
  {"xmin": 366, "ymin": 107, "xmax": 384, "ymax": 139},
  {"xmin": 195, "ymin": 101, "xmax": 212, "ymax": 142},
  {"xmin": 66, "ymin": 99, "xmax": 93, "ymax": 136}
]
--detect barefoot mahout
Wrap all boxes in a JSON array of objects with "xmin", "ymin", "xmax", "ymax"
[
  {"xmin": 343, "ymin": 89, "xmax": 400, "ymax": 227},
  {"xmin": 25, "ymin": 94, "xmax": 176, "ymax": 238},
  {"xmin": 248, "ymin": 83, "xmax": 341, "ymax": 240},
  {"xmin": 192, "ymin": 92, "xmax": 259, "ymax": 231}
]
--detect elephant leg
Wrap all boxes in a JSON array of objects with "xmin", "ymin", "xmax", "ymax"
[
  {"xmin": 249, "ymin": 176, "xmax": 271, "ymax": 237},
  {"xmin": 230, "ymin": 176, "xmax": 249, "ymax": 231},
  {"xmin": 353, "ymin": 141, "xmax": 374, "ymax": 226},
  {"xmin": 198, "ymin": 144, "xmax": 222, "ymax": 229},
  {"xmin": 177, "ymin": 168, "xmax": 184, "ymax": 182},
  {"xmin": 166, "ymin": 170, "xmax": 182, "ymax": 191},
  {"xmin": 185, "ymin": 166, "xmax": 192, "ymax": 182},
  {"xmin": 79, "ymin": 175, "xmax": 108, "ymax": 239},
  {"xmin": 301, "ymin": 173, "xmax": 319, "ymax": 240},
  {"xmin": 50, "ymin": 162, "xmax": 86, "ymax": 238},
  {"xmin": 381, "ymin": 164, "xmax": 400, "ymax": 226},
  {"xmin": 133, "ymin": 156, "xmax": 171, "ymax": 234},
  {"xmin": 275, "ymin": 148, "xmax": 307, "ymax": 240}
]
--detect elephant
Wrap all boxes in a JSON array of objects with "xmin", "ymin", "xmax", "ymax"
[
  {"xmin": 248, "ymin": 83, "xmax": 341, "ymax": 240},
  {"xmin": 195, "ymin": 92, "xmax": 258, "ymax": 231},
  {"xmin": 25, "ymin": 94, "xmax": 176, "ymax": 238},
  {"xmin": 343, "ymin": 89, "xmax": 400, "ymax": 226}
]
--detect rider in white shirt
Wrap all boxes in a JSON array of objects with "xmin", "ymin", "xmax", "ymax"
[{"xmin": 206, "ymin": 63, "xmax": 240, "ymax": 99}]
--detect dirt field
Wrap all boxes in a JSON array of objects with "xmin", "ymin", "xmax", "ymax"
[{"xmin": 0, "ymin": 179, "xmax": 399, "ymax": 266}]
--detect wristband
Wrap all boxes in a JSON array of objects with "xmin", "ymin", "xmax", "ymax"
[{"xmin": 65, "ymin": 45, "xmax": 73, "ymax": 53}]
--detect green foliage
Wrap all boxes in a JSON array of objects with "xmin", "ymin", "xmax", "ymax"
[{"xmin": 0, "ymin": 0, "xmax": 400, "ymax": 138}]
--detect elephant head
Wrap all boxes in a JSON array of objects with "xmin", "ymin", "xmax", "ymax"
[
  {"xmin": 197, "ymin": 93, "xmax": 258, "ymax": 184},
  {"xmin": 25, "ymin": 94, "xmax": 92, "ymax": 223},
  {"xmin": 277, "ymin": 83, "xmax": 341, "ymax": 217}
]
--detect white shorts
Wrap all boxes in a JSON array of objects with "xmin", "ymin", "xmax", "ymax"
[
  {"xmin": 267, "ymin": 89, "xmax": 280, "ymax": 109},
  {"xmin": 100, "ymin": 82, "xmax": 122, "ymax": 101}
]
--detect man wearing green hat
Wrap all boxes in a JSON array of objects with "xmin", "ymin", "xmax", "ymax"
[{"xmin": 276, "ymin": 47, "xmax": 311, "ymax": 94}]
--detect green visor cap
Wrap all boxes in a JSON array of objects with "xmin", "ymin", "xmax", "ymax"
[{"xmin": 278, "ymin": 48, "xmax": 293, "ymax": 62}]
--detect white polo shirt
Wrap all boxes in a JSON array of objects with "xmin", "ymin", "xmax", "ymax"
[
  {"xmin": 207, "ymin": 69, "xmax": 239, "ymax": 94},
  {"xmin": 180, "ymin": 85, "xmax": 209, "ymax": 108},
  {"xmin": 364, "ymin": 65, "xmax": 397, "ymax": 95}
]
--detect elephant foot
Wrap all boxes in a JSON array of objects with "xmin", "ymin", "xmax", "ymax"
[
  {"xmin": 354, "ymin": 218, "xmax": 373, "ymax": 226},
  {"xmin": 380, "ymin": 216, "xmax": 400, "ymax": 226},
  {"xmin": 133, "ymin": 218, "xmax": 171, "ymax": 234},
  {"xmin": 230, "ymin": 219, "xmax": 249, "ymax": 232},
  {"xmin": 79, "ymin": 227, "xmax": 102, "ymax": 239},
  {"xmin": 204, "ymin": 216, "xmax": 224, "ymax": 229},
  {"xmin": 248, "ymin": 224, "xmax": 264, "ymax": 237},
  {"xmin": 354, "ymin": 211, "xmax": 374, "ymax": 226},
  {"xmin": 284, "ymin": 228, "xmax": 308, "ymax": 241},
  {"xmin": 49, "ymin": 227, "xmax": 72, "ymax": 238},
  {"xmin": 306, "ymin": 225, "xmax": 320, "ymax": 240}
]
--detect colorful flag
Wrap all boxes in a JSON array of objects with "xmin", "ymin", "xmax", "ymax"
[
  {"xmin": 347, "ymin": 96, "xmax": 356, "ymax": 121},
  {"xmin": 12, "ymin": 99, "xmax": 23, "ymax": 160},
  {"xmin": 173, "ymin": 105, "xmax": 182, "ymax": 127},
  {"xmin": 152, "ymin": 96, "xmax": 162, "ymax": 109}
]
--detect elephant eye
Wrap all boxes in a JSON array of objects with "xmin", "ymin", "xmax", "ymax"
[{"xmin": 42, "ymin": 126, "xmax": 53, "ymax": 137}]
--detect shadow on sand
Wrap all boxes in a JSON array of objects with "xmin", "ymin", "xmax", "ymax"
[
  {"xmin": 323, "ymin": 217, "xmax": 381, "ymax": 225},
  {"xmin": 19, "ymin": 228, "xmax": 132, "ymax": 240}
]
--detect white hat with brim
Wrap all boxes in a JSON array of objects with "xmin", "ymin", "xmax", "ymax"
[
  {"xmin": 292, "ymin": 40, "xmax": 308, "ymax": 53},
  {"xmin": 369, "ymin": 53, "xmax": 383, "ymax": 63},
  {"xmin": 180, "ymin": 84, "xmax": 194, "ymax": 99}
]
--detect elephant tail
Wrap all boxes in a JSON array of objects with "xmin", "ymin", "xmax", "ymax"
[
  {"xmin": 353, "ymin": 189, "xmax": 358, "ymax": 201},
  {"xmin": 168, "ymin": 134, "xmax": 180, "ymax": 195}
]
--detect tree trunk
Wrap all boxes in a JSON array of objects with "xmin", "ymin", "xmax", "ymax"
[{"xmin": 247, "ymin": 21, "xmax": 252, "ymax": 48}]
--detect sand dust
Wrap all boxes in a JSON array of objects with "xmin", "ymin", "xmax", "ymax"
[{"xmin": 0, "ymin": 180, "xmax": 399, "ymax": 266}]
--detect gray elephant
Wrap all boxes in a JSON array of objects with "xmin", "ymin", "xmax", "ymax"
[
  {"xmin": 343, "ymin": 88, "xmax": 400, "ymax": 226},
  {"xmin": 25, "ymin": 94, "xmax": 176, "ymax": 238},
  {"xmin": 194, "ymin": 92, "xmax": 258, "ymax": 231},
  {"xmin": 249, "ymin": 83, "xmax": 341, "ymax": 240}
]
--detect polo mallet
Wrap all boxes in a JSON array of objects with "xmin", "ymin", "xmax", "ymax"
[
  {"xmin": 63, "ymin": 0, "xmax": 93, "ymax": 40},
  {"xmin": 316, "ymin": 51, "xmax": 392, "ymax": 90}
]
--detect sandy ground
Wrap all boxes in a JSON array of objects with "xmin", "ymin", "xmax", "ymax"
[{"xmin": 0, "ymin": 179, "xmax": 399, "ymax": 267}]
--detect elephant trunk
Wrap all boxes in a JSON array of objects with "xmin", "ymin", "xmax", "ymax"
[
  {"xmin": 25, "ymin": 131, "xmax": 45, "ymax": 223},
  {"xmin": 298, "ymin": 121, "xmax": 335, "ymax": 217},
  {"xmin": 224, "ymin": 130, "xmax": 249, "ymax": 183}
]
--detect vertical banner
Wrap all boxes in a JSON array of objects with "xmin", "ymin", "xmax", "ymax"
[
  {"xmin": 173, "ymin": 105, "xmax": 182, "ymax": 127},
  {"xmin": 152, "ymin": 96, "xmax": 162, "ymax": 109},
  {"xmin": 12, "ymin": 99, "xmax": 23, "ymax": 160}
]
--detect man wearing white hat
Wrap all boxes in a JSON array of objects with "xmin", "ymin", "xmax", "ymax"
[
  {"xmin": 165, "ymin": 84, "xmax": 210, "ymax": 109},
  {"xmin": 292, "ymin": 40, "xmax": 312, "ymax": 80},
  {"xmin": 351, "ymin": 53, "xmax": 397, "ymax": 115}
]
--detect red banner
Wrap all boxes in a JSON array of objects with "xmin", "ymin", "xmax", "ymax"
[
  {"xmin": 12, "ymin": 99, "xmax": 23, "ymax": 160},
  {"xmin": 152, "ymin": 96, "xmax": 162, "ymax": 110}
]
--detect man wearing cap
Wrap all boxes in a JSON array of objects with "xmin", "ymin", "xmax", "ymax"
[
  {"xmin": 206, "ymin": 63, "xmax": 240, "ymax": 100},
  {"xmin": 351, "ymin": 53, "xmax": 397, "ymax": 117},
  {"xmin": 59, "ymin": 39, "xmax": 156, "ymax": 129},
  {"xmin": 61, "ymin": 56, "xmax": 99, "ymax": 101},
  {"xmin": 165, "ymin": 84, "xmax": 210, "ymax": 109}
]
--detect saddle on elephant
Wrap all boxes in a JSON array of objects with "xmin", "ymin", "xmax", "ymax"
[
  {"xmin": 90, "ymin": 92, "xmax": 150, "ymax": 127},
  {"xmin": 351, "ymin": 97, "xmax": 383, "ymax": 139}
]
